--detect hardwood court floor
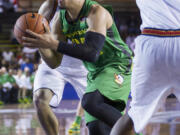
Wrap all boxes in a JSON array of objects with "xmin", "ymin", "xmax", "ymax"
[
  {"xmin": 143, "ymin": 98, "xmax": 180, "ymax": 135},
  {"xmin": 0, "ymin": 100, "xmax": 88, "ymax": 135},
  {"xmin": 0, "ymin": 99, "xmax": 179, "ymax": 135}
]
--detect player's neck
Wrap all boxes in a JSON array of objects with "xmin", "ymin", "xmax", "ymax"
[{"xmin": 66, "ymin": 0, "xmax": 85, "ymax": 21}]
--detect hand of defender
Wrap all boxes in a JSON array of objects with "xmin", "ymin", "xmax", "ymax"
[{"xmin": 22, "ymin": 23, "xmax": 59, "ymax": 50}]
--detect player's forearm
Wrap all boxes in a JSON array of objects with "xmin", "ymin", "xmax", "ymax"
[
  {"xmin": 38, "ymin": 1, "xmax": 61, "ymax": 68},
  {"xmin": 57, "ymin": 31, "xmax": 105, "ymax": 62},
  {"xmin": 39, "ymin": 48, "xmax": 62, "ymax": 69},
  {"xmin": 38, "ymin": 0, "xmax": 58, "ymax": 21}
]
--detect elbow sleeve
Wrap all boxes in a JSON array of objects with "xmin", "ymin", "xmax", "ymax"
[{"xmin": 57, "ymin": 31, "xmax": 105, "ymax": 62}]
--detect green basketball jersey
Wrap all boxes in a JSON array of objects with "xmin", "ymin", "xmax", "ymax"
[{"xmin": 60, "ymin": 0, "xmax": 132, "ymax": 75}]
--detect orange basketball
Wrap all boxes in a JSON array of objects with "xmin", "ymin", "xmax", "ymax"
[{"xmin": 14, "ymin": 13, "xmax": 49, "ymax": 44}]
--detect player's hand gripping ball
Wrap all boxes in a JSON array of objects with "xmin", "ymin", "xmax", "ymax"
[{"xmin": 14, "ymin": 13, "xmax": 49, "ymax": 44}]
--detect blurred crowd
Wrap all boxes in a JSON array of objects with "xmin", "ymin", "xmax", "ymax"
[
  {"xmin": 0, "ymin": 0, "xmax": 18, "ymax": 13},
  {"xmin": 114, "ymin": 13, "xmax": 141, "ymax": 52},
  {"xmin": 0, "ymin": 47, "xmax": 40, "ymax": 105}
]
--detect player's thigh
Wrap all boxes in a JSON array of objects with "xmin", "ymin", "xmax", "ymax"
[
  {"xmin": 33, "ymin": 65, "xmax": 66, "ymax": 105},
  {"xmin": 34, "ymin": 64, "xmax": 65, "ymax": 89},
  {"xmin": 169, "ymin": 37, "xmax": 180, "ymax": 101},
  {"xmin": 34, "ymin": 65, "xmax": 65, "ymax": 96},
  {"xmin": 129, "ymin": 36, "xmax": 175, "ymax": 132},
  {"xmin": 132, "ymin": 36, "xmax": 171, "ymax": 104}
]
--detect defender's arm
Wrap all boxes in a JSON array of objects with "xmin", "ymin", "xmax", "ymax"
[{"xmin": 38, "ymin": 0, "xmax": 64, "ymax": 69}]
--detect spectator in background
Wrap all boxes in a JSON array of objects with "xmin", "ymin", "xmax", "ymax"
[
  {"xmin": 8, "ymin": 69, "xmax": 18, "ymax": 103},
  {"xmin": 20, "ymin": 57, "xmax": 34, "ymax": 73},
  {"xmin": 18, "ymin": 53, "xmax": 26, "ymax": 65},
  {"xmin": 2, "ymin": 50, "xmax": 14, "ymax": 62},
  {"xmin": 0, "ymin": 67, "xmax": 14, "ymax": 103},
  {"xmin": 21, "ymin": 67, "xmax": 32, "ymax": 91},
  {"xmin": 1, "ymin": 67, "xmax": 7, "ymax": 76},
  {"xmin": 0, "ymin": 67, "xmax": 18, "ymax": 104},
  {"xmin": 9, "ymin": 0, "xmax": 18, "ymax": 12},
  {"xmin": 13, "ymin": 69, "xmax": 22, "ymax": 88},
  {"xmin": 2, "ymin": 82, "xmax": 11, "ymax": 103},
  {"xmin": 0, "ymin": 0, "xmax": 17, "ymax": 13},
  {"xmin": 9, "ymin": 55, "xmax": 19, "ymax": 70},
  {"xmin": 17, "ymin": 67, "xmax": 32, "ymax": 103},
  {"xmin": 13, "ymin": 69, "xmax": 23, "ymax": 101},
  {"xmin": 1, "ymin": 0, "xmax": 14, "ymax": 12},
  {"xmin": 1, "ymin": 59, "xmax": 9, "ymax": 69}
]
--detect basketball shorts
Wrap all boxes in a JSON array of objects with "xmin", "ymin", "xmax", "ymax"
[
  {"xmin": 33, "ymin": 63, "xmax": 87, "ymax": 107},
  {"xmin": 85, "ymin": 66, "xmax": 131, "ymax": 123},
  {"xmin": 128, "ymin": 35, "xmax": 180, "ymax": 133}
]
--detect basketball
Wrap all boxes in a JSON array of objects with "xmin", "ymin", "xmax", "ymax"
[{"xmin": 14, "ymin": 13, "xmax": 49, "ymax": 44}]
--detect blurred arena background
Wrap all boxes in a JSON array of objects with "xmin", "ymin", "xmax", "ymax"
[{"xmin": 0, "ymin": 0, "xmax": 180, "ymax": 135}]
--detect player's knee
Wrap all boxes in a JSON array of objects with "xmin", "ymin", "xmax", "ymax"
[
  {"xmin": 82, "ymin": 90, "xmax": 104, "ymax": 111},
  {"xmin": 87, "ymin": 121, "xmax": 100, "ymax": 135},
  {"xmin": 81, "ymin": 94, "xmax": 88, "ymax": 110},
  {"xmin": 33, "ymin": 94, "xmax": 47, "ymax": 109},
  {"xmin": 34, "ymin": 98, "xmax": 48, "ymax": 110},
  {"xmin": 82, "ymin": 93, "xmax": 96, "ymax": 111},
  {"xmin": 33, "ymin": 89, "xmax": 53, "ymax": 108}
]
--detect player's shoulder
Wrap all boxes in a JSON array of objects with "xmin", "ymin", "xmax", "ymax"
[
  {"xmin": 89, "ymin": 4, "xmax": 112, "ymax": 19},
  {"xmin": 89, "ymin": 4, "xmax": 105, "ymax": 15},
  {"xmin": 88, "ymin": 4, "xmax": 112, "ymax": 25}
]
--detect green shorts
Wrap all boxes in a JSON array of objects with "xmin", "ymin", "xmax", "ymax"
[{"xmin": 85, "ymin": 66, "xmax": 131, "ymax": 124}]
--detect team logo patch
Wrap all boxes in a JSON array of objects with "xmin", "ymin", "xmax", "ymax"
[{"xmin": 114, "ymin": 73, "xmax": 124, "ymax": 85}]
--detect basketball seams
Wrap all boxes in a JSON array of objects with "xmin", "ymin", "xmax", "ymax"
[
  {"xmin": 33, "ymin": 14, "xmax": 40, "ymax": 32},
  {"xmin": 14, "ymin": 25, "xmax": 26, "ymax": 44},
  {"xmin": 37, "ymin": 28, "xmax": 45, "ymax": 34},
  {"xmin": 15, "ymin": 24, "xmax": 26, "ymax": 34},
  {"xmin": 25, "ymin": 14, "xmax": 29, "ymax": 29},
  {"xmin": 14, "ymin": 13, "xmax": 49, "ymax": 44}
]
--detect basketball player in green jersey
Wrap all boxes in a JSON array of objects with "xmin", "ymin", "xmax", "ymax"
[{"xmin": 22, "ymin": 0, "xmax": 133, "ymax": 134}]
